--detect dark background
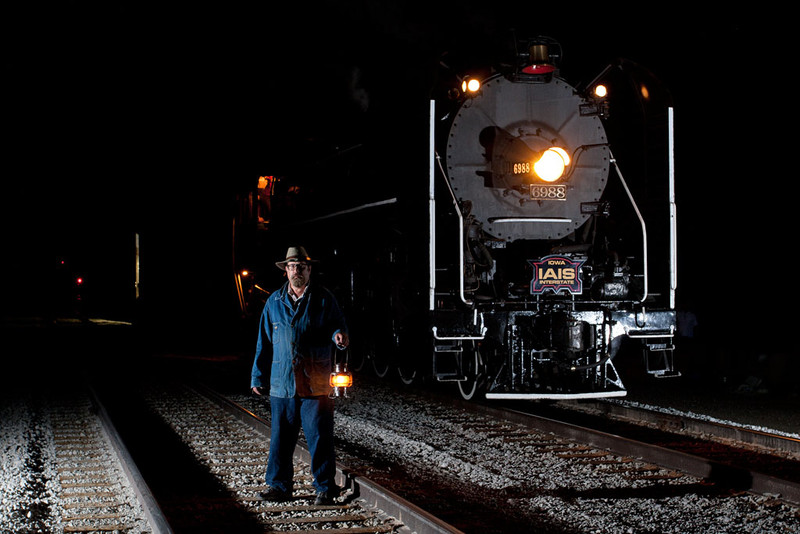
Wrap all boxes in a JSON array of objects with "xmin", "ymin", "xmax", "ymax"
[{"xmin": 2, "ymin": 4, "xmax": 794, "ymax": 358}]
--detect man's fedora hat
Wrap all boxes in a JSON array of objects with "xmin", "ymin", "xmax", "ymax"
[{"xmin": 275, "ymin": 246, "xmax": 318, "ymax": 270}]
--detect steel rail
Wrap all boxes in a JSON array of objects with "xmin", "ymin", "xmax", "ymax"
[
  {"xmin": 191, "ymin": 383, "xmax": 465, "ymax": 534},
  {"xmin": 466, "ymin": 399, "xmax": 800, "ymax": 506},
  {"xmin": 581, "ymin": 399, "xmax": 800, "ymax": 456},
  {"xmin": 88, "ymin": 386, "xmax": 174, "ymax": 534}
]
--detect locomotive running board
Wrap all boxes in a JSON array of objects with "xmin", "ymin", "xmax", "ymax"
[{"xmin": 486, "ymin": 391, "xmax": 628, "ymax": 400}]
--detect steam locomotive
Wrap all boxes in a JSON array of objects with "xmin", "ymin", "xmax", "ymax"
[{"xmin": 233, "ymin": 37, "xmax": 679, "ymax": 400}]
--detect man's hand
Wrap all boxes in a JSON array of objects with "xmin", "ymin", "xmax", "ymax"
[
  {"xmin": 252, "ymin": 386, "xmax": 265, "ymax": 396},
  {"xmin": 334, "ymin": 331, "xmax": 350, "ymax": 349}
]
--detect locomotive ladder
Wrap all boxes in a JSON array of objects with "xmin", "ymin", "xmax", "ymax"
[
  {"xmin": 431, "ymin": 312, "xmax": 487, "ymax": 382},
  {"xmin": 432, "ymin": 337, "xmax": 466, "ymax": 382},
  {"xmin": 630, "ymin": 331, "xmax": 680, "ymax": 378}
]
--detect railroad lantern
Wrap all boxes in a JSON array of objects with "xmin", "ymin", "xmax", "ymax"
[{"xmin": 329, "ymin": 362, "xmax": 352, "ymax": 398}]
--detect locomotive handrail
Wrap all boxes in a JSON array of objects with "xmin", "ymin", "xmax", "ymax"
[
  {"xmin": 432, "ymin": 309, "xmax": 487, "ymax": 341},
  {"xmin": 434, "ymin": 148, "xmax": 473, "ymax": 308},
  {"xmin": 668, "ymin": 107, "xmax": 678, "ymax": 309},
  {"xmin": 432, "ymin": 326, "xmax": 487, "ymax": 341},
  {"xmin": 610, "ymin": 151, "xmax": 648, "ymax": 304},
  {"xmin": 429, "ymin": 99, "xmax": 437, "ymax": 311}
]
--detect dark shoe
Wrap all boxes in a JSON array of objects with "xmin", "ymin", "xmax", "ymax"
[
  {"xmin": 259, "ymin": 487, "xmax": 291, "ymax": 502},
  {"xmin": 314, "ymin": 488, "xmax": 339, "ymax": 505}
]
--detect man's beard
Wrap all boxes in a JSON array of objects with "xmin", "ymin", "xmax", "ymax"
[{"xmin": 290, "ymin": 275, "xmax": 307, "ymax": 289}]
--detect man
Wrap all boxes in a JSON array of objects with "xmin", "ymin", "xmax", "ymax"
[{"xmin": 250, "ymin": 246, "xmax": 349, "ymax": 505}]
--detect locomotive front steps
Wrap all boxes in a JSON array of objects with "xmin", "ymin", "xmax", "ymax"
[
  {"xmin": 643, "ymin": 341, "xmax": 681, "ymax": 378},
  {"xmin": 432, "ymin": 339, "xmax": 468, "ymax": 382}
]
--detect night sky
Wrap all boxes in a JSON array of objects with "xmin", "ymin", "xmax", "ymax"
[{"xmin": 3, "ymin": 4, "xmax": 794, "ymax": 351}]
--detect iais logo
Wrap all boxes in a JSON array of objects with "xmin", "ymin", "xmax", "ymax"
[{"xmin": 530, "ymin": 255, "xmax": 584, "ymax": 295}]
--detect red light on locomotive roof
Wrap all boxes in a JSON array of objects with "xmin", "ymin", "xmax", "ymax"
[
  {"xmin": 522, "ymin": 64, "xmax": 555, "ymax": 74},
  {"xmin": 523, "ymin": 43, "xmax": 555, "ymax": 74},
  {"xmin": 75, "ymin": 277, "xmax": 84, "ymax": 285}
]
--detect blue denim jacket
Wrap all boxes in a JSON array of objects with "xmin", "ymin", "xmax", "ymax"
[{"xmin": 250, "ymin": 282, "xmax": 348, "ymax": 398}]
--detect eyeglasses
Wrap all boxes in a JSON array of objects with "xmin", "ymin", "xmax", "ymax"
[{"xmin": 286, "ymin": 263, "xmax": 309, "ymax": 272}]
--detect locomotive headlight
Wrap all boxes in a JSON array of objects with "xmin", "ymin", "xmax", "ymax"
[
  {"xmin": 593, "ymin": 84, "xmax": 608, "ymax": 99},
  {"xmin": 533, "ymin": 147, "xmax": 571, "ymax": 182},
  {"xmin": 461, "ymin": 77, "xmax": 481, "ymax": 95}
]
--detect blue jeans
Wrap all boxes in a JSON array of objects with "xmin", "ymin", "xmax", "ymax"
[{"xmin": 265, "ymin": 395, "xmax": 337, "ymax": 494}]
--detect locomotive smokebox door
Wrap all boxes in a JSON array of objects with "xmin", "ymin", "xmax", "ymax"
[{"xmin": 446, "ymin": 76, "xmax": 610, "ymax": 242}]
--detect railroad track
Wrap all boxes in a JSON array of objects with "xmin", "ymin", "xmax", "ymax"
[
  {"xmin": 4, "ymin": 379, "xmax": 464, "ymax": 533},
  {"xmin": 144, "ymin": 382, "xmax": 398, "ymax": 533},
  {"xmin": 561, "ymin": 397, "xmax": 800, "ymax": 457},
  {"xmin": 16, "ymin": 367, "xmax": 797, "ymax": 533},
  {"xmin": 46, "ymin": 388, "xmax": 167, "ymax": 534},
  {"xmin": 490, "ymin": 400, "xmax": 800, "ymax": 505},
  {"xmin": 504, "ymin": 396, "xmax": 800, "ymax": 501},
  {"xmin": 114, "ymin": 380, "xmax": 462, "ymax": 534},
  {"xmin": 221, "ymin": 374, "xmax": 800, "ymax": 533}
]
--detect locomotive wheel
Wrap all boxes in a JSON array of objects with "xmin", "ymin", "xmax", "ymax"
[
  {"xmin": 371, "ymin": 332, "xmax": 390, "ymax": 377},
  {"xmin": 395, "ymin": 323, "xmax": 419, "ymax": 385},
  {"xmin": 457, "ymin": 341, "xmax": 485, "ymax": 400},
  {"xmin": 372, "ymin": 352, "xmax": 390, "ymax": 377},
  {"xmin": 397, "ymin": 358, "xmax": 417, "ymax": 385}
]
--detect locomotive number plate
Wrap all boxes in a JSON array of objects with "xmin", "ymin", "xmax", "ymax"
[{"xmin": 530, "ymin": 184, "xmax": 567, "ymax": 200}]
